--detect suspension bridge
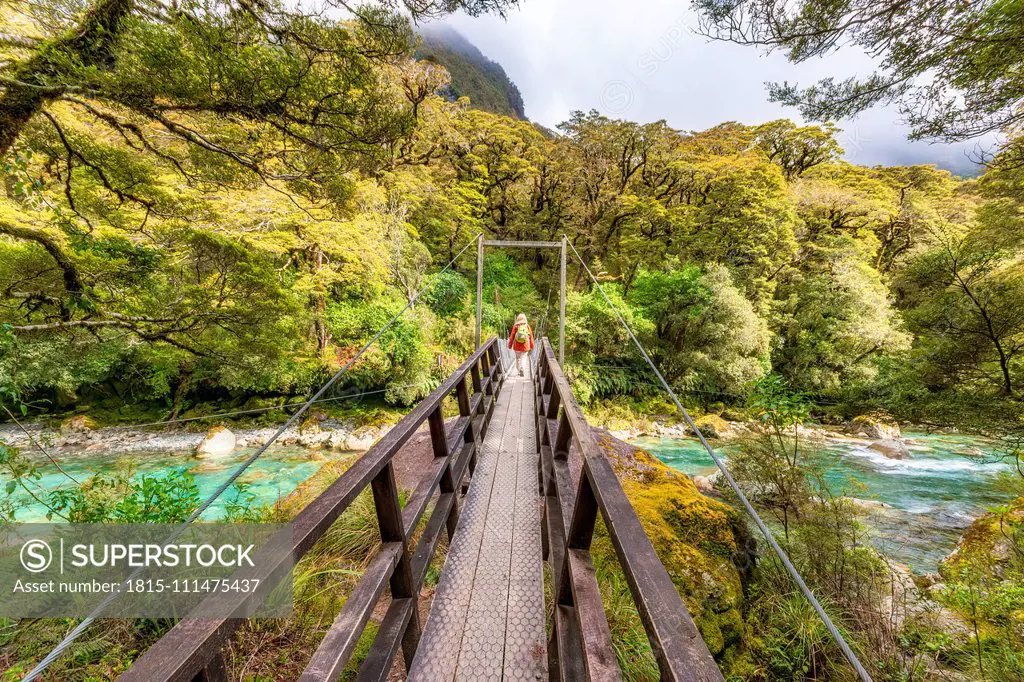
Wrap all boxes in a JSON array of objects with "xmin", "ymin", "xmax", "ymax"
[
  {"xmin": 110, "ymin": 336, "xmax": 720, "ymax": 681},
  {"xmin": 20, "ymin": 235, "xmax": 871, "ymax": 682}
]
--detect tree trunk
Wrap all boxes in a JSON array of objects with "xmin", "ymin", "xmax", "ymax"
[
  {"xmin": 166, "ymin": 369, "xmax": 193, "ymax": 422},
  {"xmin": 0, "ymin": 0, "xmax": 135, "ymax": 156},
  {"xmin": 312, "ymin": 247, "xmax": 330, "ymax": 353},
  {"xmin": 998, "ymin": 349, "xmax": 1014, "ymax": 396}
]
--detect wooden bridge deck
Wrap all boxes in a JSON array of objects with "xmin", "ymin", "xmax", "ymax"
[{"xmin": 409, "ymin": 371, "xmax": 546, "ymax": 682}]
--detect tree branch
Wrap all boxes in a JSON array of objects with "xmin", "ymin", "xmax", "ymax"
[{"xmin": 0, "ymin": 218, "xmax": 85, "ymax": 300}]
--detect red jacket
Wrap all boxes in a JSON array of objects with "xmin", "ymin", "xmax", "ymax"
[{"xmin": 508, "ymin": 323, "xmax": 534, "ymax": 352}]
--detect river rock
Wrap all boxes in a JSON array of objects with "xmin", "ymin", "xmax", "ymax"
[
  {"xmin": 849, "ymin": 414, "xmax": 902, "ymax": 440},
  {"xmin": 195, "ymin": 426, "xmax": 236, "ymax": 456},
  {"xmin": 657, "ymin": 422, "xmax": 689, "ymax": 438},
  {"xmin": 795, "ymin": 423, "xmax": 829, "ymax": 440},
  {"xmin": 59, "ymin": 415, "xmax": 97, "ymax": 434},
  {"xmin": 883, "ymin": 561, "xmax": 971, "ymax": 637},
  {"xmin": 346, "ymin": 430, "xmax": 379, "ymax": 451},
  {"xmin": 842, "ymin": 496, "xmax": 893, "ymax": 511},
  {"xmin": 868, "ymin": 439, "xmax": 911, "ymax": 459},
  {"xmin": 297, "ymin": 432, "xmax": 325, "ymax": 448},
  {"xmin": 326, "ymin": 432, "xmax": 350, "ymax": 450},
  {"xmin": 693, "ymin": 414, "xmax": 734, "ymax": 439},
  {"xmin": 692, "ymin": 475, "xmax": 715, "ymax": 494},
  {"xmin": 609, "ymin": 428, "xmax": 642, "ymax": 441}
]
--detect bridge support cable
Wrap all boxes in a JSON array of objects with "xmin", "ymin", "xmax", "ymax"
[
  {"xmin": 564, "ymin": 237, "xmax": 874, "ymax": 682},
  {"xmin": 22, "ymin": 233, "xmax": 484, "ymax": 682},
  {"xmin": 530, "ymin": 282, "xmax": 554, "ymax": 370}
]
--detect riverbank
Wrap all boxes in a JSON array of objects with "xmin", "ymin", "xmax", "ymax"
[{"xmin": 0, "ymin": 415, "xmax": 396, "ymax": 457}]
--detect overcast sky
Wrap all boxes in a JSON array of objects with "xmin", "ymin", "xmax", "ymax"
[{"xmin": 425, "ymin": 0, "xmax": 992, "ymax": 176}]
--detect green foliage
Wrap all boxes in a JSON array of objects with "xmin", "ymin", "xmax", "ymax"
[
  {"xmin": 936, "ymin": 497, "xmax": 1024, "ymax": 679},
  {"xmin": 749, "ymin": 375, "xmax": 811, "ymax": 431},
  {"xmin": 327, "ymin": 297, "xmax": 439, "ymax": 405},
  {"xmin": 421, "ymin": 270, "xmax": 469, "ymax": 317},
  {"xmin": 735, "ymin": 590, "xmax": 860, "ymax": 682},
  {"xmin": 48, "ymin": 468, "xmax": 201, "ymax": 523},
  {"xmin": 753, "ymin": 119, "xmax": 843, "ymax": 179},
  {"xmin": 694, "ymin": 0, "xmax": 1024, "ymax": 172},
  {"xmin": 629, "ymin": 266, "xmax": 710, "ymax": 331}
]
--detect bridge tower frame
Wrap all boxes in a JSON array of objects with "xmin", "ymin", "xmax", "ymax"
[{"xmin": 475, "ymin": 234, "xmax": 567, "ymax": 365}]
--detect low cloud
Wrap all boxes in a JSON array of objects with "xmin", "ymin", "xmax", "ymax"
[{"xmin": 428, "ymin": 0, "xmax": 993, "ymax": 176}]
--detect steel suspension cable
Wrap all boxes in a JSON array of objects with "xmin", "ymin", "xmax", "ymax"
[
  {"xmin": 2, "ymin": 405, "xmax": 80, "ymax": 485},
  {"xmin": 495, "ymin": 284, "xmax": 511, "ymax": 371},
  {"xmin": 563, "ymin": 237, "xmax": 873, "ymax": 682},
  {"xmin": 23, "ymin": 233, "xmax": 483, "ymax": 681}
]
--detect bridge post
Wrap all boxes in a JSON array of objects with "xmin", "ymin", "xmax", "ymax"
[
  {"xmin": 370, "ymin": 462, "xmax": 421, "ymax": 671},
  {"xmin": 559, "ymin": 235, "xmax": 566, "ymax": 366},
  {"xmin": 475, "ymin": 234, "xmax": 483, "ymax": 350}
]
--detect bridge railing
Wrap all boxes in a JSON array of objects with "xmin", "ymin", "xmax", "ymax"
[
  {"xmin": 122, "ymin": 336, "xmax": 504, "ymax": 682},
  {"xmin": 534, "ymin": 338, "xmax": 723, "ymax": 682}
]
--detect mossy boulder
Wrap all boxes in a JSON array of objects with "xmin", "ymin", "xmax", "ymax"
[
  {"xmin": 59, "ymin": 415, "xmax": 97, "ymax": 434},
  {"xmin": 849, "ymin": 413, "xmax": 901, "ymax": 440},
  {"xmin": 721, "ymin": 407, "xmax": 747, "ymax": 422},
  {"xmin": 623, "ymin": 466, "xmax": 749, "ymax": 659},
  {"xmin": 300, "ymin": 408, "xmax": 329, "ymax": 434},
  {"xmin": 694, "ymin": 414, "xmax": 732, "ymax": 439},
  {"xmin": 240, "ymin": 395, "xmax": 289, "ymax": 418},
  {"xmin": 592, "ymin": 431, "xmax": 752, "ymax": 662},
  {"xmin": 941, "ymin": 496, "xmax": 1024, "ymax": 581}
]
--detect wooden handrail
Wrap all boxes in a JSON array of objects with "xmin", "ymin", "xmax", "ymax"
[
  {"xmin": 534, "ymin": 338, "xmax": 724, "ymax": 682},
  {"xmin": 120, "ymin": 337, "xmax": 504, "ymax": 682}
]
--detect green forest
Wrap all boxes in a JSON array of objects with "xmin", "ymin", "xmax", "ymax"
[
  {"xmin": 3, "ymin": 22, "xmax": 1022, "ymax": 423},
  {"xmin": 1, "ymin": 0, "xmax": 1023, "ymax": 679}
]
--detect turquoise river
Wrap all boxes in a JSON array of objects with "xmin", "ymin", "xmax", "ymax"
[
  {"xmin": 633, "ymin": 432, "xmax": 1016, "ymax": 572},
  {"xmin": 3, "ymin": 432, "xmax": 1016, "ymax": 573},
  {"xmin": 4, "ymin": 446, "xmax": 354, "ymax": 522}
]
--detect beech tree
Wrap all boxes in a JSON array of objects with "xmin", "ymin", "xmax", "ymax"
[
  {"xmin": 900, "ymin": 223, "xmax": 1024, "ymax": 397},
  {"xmin": 753, "ymin": 119, "xmax": 842, "ymax": 179},
  {"xmin": 694, "ymin": 0, "xmax": 1024, "ymax": 167}
]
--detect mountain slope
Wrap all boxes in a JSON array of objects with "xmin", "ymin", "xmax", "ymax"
[{"xmin": 416, "ymin": 24, "xmax": 526, "ymax": 119}]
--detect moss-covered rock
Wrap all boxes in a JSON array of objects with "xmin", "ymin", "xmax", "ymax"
[
  {"xmin": 933, "ymin": 497, "xmax": 1023, "ymax": 666},
  {"xmin": 59, "ymin": 414, "xmax": 97, "ymax": 434},
  {"xmin": 941, "ymin": 496, "xmax": 1024, "ymax": 580},
  {"xmin": 849, "ymin": 413, "xmax": 901, "ymax": 440},
  {"xmin": 592, "ymin": 431, "xmax": 752, "ymax": 662},
  {"xmin": 722, "ymin": 407, "xmax": 748, "ymax": 422},
  {"xmin": 300, "ymin": 408, "xmax": 328, "ymax": 434},
  {"xmin": 694, "ymin": 414, "xmax": 731, "ymax": 439}
]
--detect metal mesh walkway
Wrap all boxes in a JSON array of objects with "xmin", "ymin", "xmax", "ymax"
[{"xmin": 408, "ymin": 371, "xmax": 546, "ymax": 682}]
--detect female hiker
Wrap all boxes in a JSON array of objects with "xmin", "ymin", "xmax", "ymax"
[{"xmin": 507, "ymin": 313, "xmax": 534, "ymax": 377}]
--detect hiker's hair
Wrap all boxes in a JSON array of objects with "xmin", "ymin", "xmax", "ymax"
[{"xmin": 515, "ymin": 313, "xmax": 528, "ymax": 326}]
